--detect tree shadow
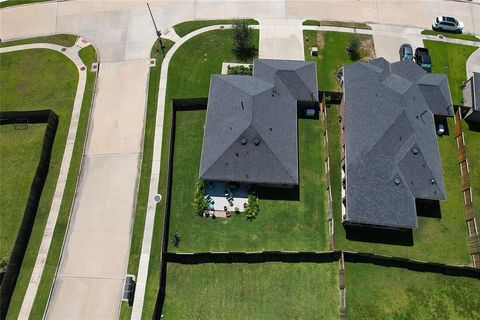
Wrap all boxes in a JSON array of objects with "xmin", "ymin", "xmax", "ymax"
[
  {"xmin": 416, "ymin": 198, "xmax": 442, "ymax": 219},
  {"xmin": 344, "ymin": 224, "xmax": 414, "ymax": 246}
]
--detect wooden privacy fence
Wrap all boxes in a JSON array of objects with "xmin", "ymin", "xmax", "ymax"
[
  {"xmin": 321, "ymin": 94, "xmax": 335, "ymax": 251},
  {"xmin": 453, "ymin": 108, "xmax": 480, "ymax": 268}
]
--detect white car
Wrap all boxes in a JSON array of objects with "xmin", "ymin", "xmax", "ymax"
[{"xmin": 432, "ymin": 16, "xmax": 464, "ymax": 33}]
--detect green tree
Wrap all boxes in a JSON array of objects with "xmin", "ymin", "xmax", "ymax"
[
  {"xmin": 347, "ymin": 36, "xmax": 361, "ymax": 61},
  {"xmin": 245, "ymin": 193, "xmax": 259, "ymax": 221},
  {"xmin": 232, "ymin": 20, "xmax": 256, "ymax": 61},
  {"xmin": 192, "ymin": 180, "xmax": 208, "ymax": 216}
]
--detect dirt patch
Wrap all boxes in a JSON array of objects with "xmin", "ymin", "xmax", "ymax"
[
  {"xmin": 360, "ymin": 36, "xmax": 376, "ymax": 61},
  {"xmin": 317, "ymin": 32, "xmax": 325, "ymax": 51}
]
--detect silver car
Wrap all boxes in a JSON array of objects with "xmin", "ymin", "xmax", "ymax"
[{"xmin": 432, "ymin": 16, "xmax": 464, "ymax": 33}]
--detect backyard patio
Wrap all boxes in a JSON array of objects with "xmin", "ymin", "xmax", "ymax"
[{"xmin": 204, "ymin": 182, "xmax": 248, "ymax": 218}]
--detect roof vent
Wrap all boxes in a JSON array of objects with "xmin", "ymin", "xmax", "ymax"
[
  {"xmin": 431, "ymin": 179, "xmax": 436, "ymax": 185},
  {"xmin": 254, "ymin": 138, "xmax": 260, "ymax": 146},
  {"xmin": 412, "ymin": 147, "xmax": 419, "ymax": 155},
  {"xmin": 241, "ymin": 101, "xmax": 244, "ymax": 110},
  {"xmin": 241, "ymin": 138, "xmax": 247, "ymax": 145},
  {"xmin": 394, "ymin": 178, "xmax": 401, "ymax": 185}
]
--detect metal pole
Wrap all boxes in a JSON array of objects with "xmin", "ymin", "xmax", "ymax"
[{"xmin": 146, "ymin": 1, "xmax": 165, "ymax": 56}]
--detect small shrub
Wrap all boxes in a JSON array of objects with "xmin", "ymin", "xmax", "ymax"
[
  {"xmin": 192, "ymin": 180, "xmax": 208, "ymax": 216},
  {"xmin": 0, "ymin": 257, "xmax": 7, "ymax": 272},
  {"xmin": 227, "ymin": 65, "xmax": 253, "ymax": 75},
  {"xmin": 245, "ymin": 193, "xmax": 259, "ymax": 221}
]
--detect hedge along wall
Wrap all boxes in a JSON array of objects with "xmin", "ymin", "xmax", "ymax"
[{"xmin": 0, "ymin": 110, "xmax": 58, "ymax": 320}]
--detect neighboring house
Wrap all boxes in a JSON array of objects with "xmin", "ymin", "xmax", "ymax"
[
  {"xmin": 463, "ymin": 72, "xmax": 480, "ymax": 123},
  {"xmin": 340, "ymin": 58, "xmax": 451, "ymax": 230},
  {"xmin": 199, "ymin": 59, "xmax": 318, "ymax": 187}
]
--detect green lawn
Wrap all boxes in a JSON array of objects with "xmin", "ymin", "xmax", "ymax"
[
  {"xmin": 0, "ymin": 34, "xmax": 78, "ymax": 48},
  {"xmin": 134, "ymin": 29, "xmax": 259, "ymax": 318},
  {"xmin": 173, "ymin": 19, "xmax": 258, "ymax": 38},
  {"xmin": 421, "ymin": 30, "xmax": 480, "ymax": 42},
  {"xmin": 345, "ymin": 263, "xmax": 480, "ymax": 319},
  {"xmin": 424, "ymin": 40, "xmax": 477, "ymax": 105},
  {"xmin": 304, "ymin": 31, "xmax": 375, "ymax": 91},
  {"xmin": 327, "ymin": 105, "xmax": 470, "ymax": 264},
  {"xmin": 463, "ymin": 124, "xmax": 480, "ymax": 218},
  {"xmin": 303, "ymin": 20, "xmax": 371, "ymax": 30},
  {"xmin": 0, "ymin": 124, "xmax": 46, "ymax": 260},
  {"xmin": 0, "ymin": 43, "xmax": 97, "ymax": 319},
  {"xmin": 0, "ymin": 0, "xmax": 48, "ymax": 9},
  {"xmin": 168, "ymin": 111, "xmax": 327, "ymax": 253},
  {"xmin": 163, "ymin": 262, "xmax": 339, "ymax": 319}
]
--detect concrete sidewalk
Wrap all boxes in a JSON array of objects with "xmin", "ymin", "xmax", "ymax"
[{"xmin": 45, "ymin": 59, "xmax": 150, "ymax": 319}]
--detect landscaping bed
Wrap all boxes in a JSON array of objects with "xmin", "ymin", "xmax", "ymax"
[
  {"xmin": 162, "ymin": 262, "xmax": 338, "ymax": 319},
  {"xmin": 345, "ymin": 262, "xmax": 480, "ymax": 319}
]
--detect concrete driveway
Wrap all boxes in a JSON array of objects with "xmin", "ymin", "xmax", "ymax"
[
  {"xmin": 258, "ymin": 19, "xmax": 304, "ymax": 60},
  {"xmin": 371, "ymin": 24, "xmax": 425, "ymax": 62}
]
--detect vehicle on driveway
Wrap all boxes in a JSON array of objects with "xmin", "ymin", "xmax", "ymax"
[
  {"xmin": 432, "ymin": 16, "xmax": 464, "ymax": 33},
  {"xmin": 399, "ymin": 44, "xmax": 413, "ymax": 61},
  {"xmin": 414, "ymin": 47, "xmax": 432, "ymax": 73}
]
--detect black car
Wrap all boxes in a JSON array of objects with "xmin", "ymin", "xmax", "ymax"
[
  {"xmin": 399, "ymin": 44, "xmax": 413, "ymax": 61},
  {"xmin": 414, "ymin": 47, "xmax": 432, "ymax": 73}
]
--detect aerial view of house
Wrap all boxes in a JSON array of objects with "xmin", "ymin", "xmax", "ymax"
[
  {"xmin": 1, "ymin": 2, "xmax": 479, "ymax": 320},
  {"xmin": 340, "ymin": 58, "xmax": 451, "ymax": 229},
  {"xmin": 200, "ymin": 59, "xmax": 318, "ymax": 187}
]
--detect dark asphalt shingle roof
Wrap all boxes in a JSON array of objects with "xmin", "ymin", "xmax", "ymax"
[
  {"xmin": 199, "ymin": 59, "xmax": 318, "ymax": 185},
  {"xmin": 343, "ymin": 58, "xmax": 448, "ymax": 229}
]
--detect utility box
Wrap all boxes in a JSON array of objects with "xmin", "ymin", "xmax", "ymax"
[{"xmin": 311, "ymin": 47, "xmax": 318, "ymax": 56}]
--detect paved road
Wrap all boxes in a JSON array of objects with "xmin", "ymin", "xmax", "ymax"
[
  {"xmin": 45, "ymin": 60, "xmax": 150, "ymax": 319},
  {"xmin": 1, "ymin": 0, "xmax": 479, "ymax": 319}
]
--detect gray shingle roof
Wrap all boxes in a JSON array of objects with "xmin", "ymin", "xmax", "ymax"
[
  {"xmin": 199, "ymin": 59, "xmax": 318, "ymax": 185},
  {"xmin": 343, "ymin": 58, "xmax": 448, "ymax": 229}
]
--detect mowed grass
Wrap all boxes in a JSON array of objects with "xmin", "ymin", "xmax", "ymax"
[
  {"xmin": 0, "ymin": 34, "xmax": 78, "ymax": 48},
  {"xmin": 0, "ymin": 124, "xmax": 46, "ymax": 259},
  {"xmin": 163, "ymin": 262, "xmax": 339, "ymax": 319},
  {"xmin": 173, "ymin": 19, "xmax": 258, "ymax": 38},
  {"xmin": 421, "ymin": 30, "xmax": 480, "ymax": 42},
  {"xmin": 304, "ymin": 31, "xmax": 375, "ymax": 91},
  {"xmin": 141, "ymin": 29, "xmax": 259, "ymax": 318},
  {"xmin": 463, "ymin": 125, "xmax": 480, "ymax": 219},
  {"xmin": 327, "ymin": 105, "xmax": 470, "ymax": 264},
  {"xmin": 0, "ymin": 49, "xmax": 78, "ymax": 318},
  {"xmin": 345, "ymin": 263, "xmax": 480, "ymax": 319},
  {"xmin": 169, "ymin": 111, "xmax": 327, "ymax": 252},
  {"xmin": 424, "ymin": 40, "xmax": 477, "ymax": 105}
]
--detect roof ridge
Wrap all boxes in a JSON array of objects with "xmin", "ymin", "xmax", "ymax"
[{"xmin": 216, "ymin": 75, "xmax": 273, "ymax": 97}]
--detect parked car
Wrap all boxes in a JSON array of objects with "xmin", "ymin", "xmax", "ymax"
[
  {"xmin": 432, "ymin": 16, "xmax": 464, "ymax": 33},
  {"xmin": 399, "ymin": 44, "xmax": 413, "ymax": 61},
  {"xmin": 414, "ymin": 47, "xmax": 432, "ymax": 73}
]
